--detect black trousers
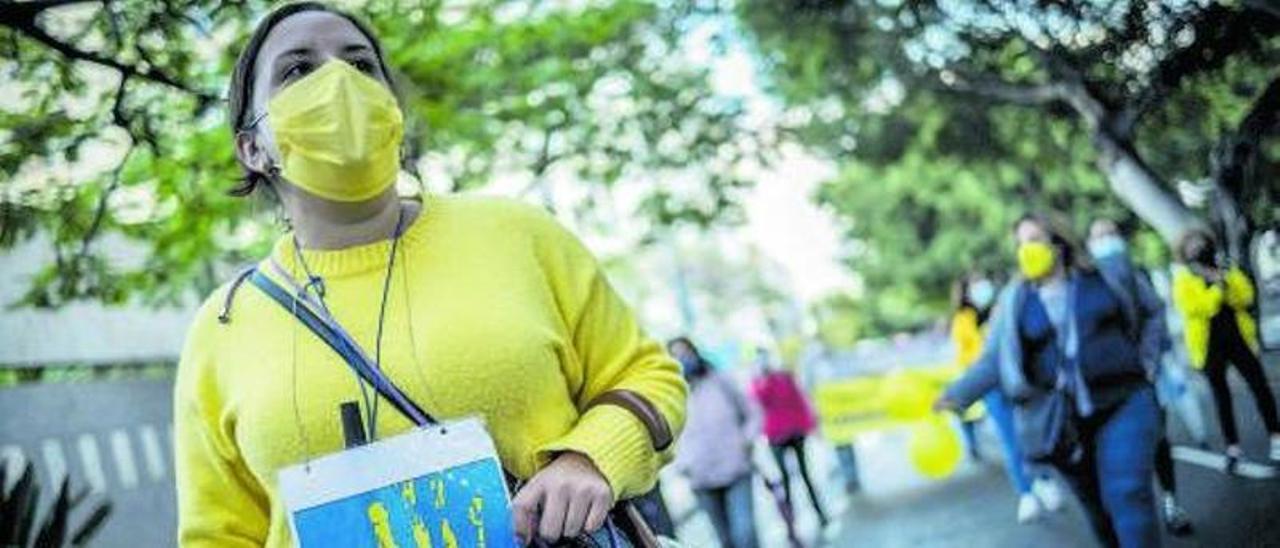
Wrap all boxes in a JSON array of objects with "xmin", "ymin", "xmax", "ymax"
[
  {"xmin": 769, "ymin": 434, "xmax": 828, "ymax": 523},
  {"xmin": 1203, "ymin": 309, "xmax": 1280, "ymax": 446}
]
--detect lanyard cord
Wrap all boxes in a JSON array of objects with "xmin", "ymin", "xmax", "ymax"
[{"xmin": 291, "ymin": 204, "xmax": 408, "ymax": 442}]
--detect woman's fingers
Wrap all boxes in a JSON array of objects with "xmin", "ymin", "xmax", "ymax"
[
  {"xmin": 511, "ymin": 481, "xmax": 544, "ymax": 546},
  {"xmin": 515, "ymin": 452, "xmax": 614, "ymax": 544},
  {"xmin": 537, "ymin": 484, "xmax": 569, "ymax": 542},
  {"xmin": 560, "ymin": 486, "xmax": 591, "ymax": 538},
  {"xmin": 583, "ymin": 493, "xmax": 611, "ymax": 534}
]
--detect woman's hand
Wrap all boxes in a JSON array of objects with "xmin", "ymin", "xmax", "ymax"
[{"xmin": 512, "ymin": 451, "xmax": 614, "ymax": 545}]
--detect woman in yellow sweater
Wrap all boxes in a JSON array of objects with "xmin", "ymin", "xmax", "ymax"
[
  {"xmin": 174, "ymin": 3, "xmax": 686, "ymax": 546},
  {"xmin": 1171, "ymin": 230, "xmax": 1280, "ymax": 468}
]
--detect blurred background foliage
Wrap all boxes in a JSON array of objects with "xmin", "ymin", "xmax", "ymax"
[{"xmin": 739, "ymin": 0, "xmax": 1280, "ymax": 336}]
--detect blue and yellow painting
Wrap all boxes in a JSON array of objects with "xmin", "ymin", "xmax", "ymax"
[{"xmin": 292, "ymin": 458, "xmax": 516, "ymax": 548}]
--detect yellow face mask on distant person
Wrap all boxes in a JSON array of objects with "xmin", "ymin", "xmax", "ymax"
[
  {"xmin": 1017, "ymin": 241, "xmax": 1056, "ymax": 280},
  {"xmin": 265, "ymin": 60, "xmax": 404, "ymax": 202}
]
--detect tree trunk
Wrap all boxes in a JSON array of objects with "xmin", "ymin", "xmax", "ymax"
[{"xmin": 1092, "ymin": 131, "xmax": 1205, "ymax": 245}]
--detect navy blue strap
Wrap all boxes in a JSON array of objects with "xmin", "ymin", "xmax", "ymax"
[{"xmin": 248, "ymin": 269, "xmax": 436, "ymax": 426}]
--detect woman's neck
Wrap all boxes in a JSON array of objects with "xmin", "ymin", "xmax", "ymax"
[
  {"xmin": 1034, "ymin": 266, "xmax": 1068, "ymax": 287},
  {"xmin": 280, "ymin": 187, "xmax": 418, "ymax": 250}
]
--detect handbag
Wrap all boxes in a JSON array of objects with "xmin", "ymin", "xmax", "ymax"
[
  {"xmin": 247, "ymin": 269, "xmax": 670, "ymax": 548},
  {"xmin": 1013, "ymin": 386, "xmax": 1080, "ymax": 464}
]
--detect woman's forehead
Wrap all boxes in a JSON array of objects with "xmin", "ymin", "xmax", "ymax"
[
  {"xmin": 256, "ymin": 11, "xmax": 374, "ymax": 65},
  {"xmin": 1016, "ymin": 220, "xmax": 1047, "ymax": 239}
]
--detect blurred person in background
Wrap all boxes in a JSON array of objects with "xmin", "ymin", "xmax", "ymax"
[
  {"xmin": 1172, "ymin": 229, "xmax": 1280, "ymax": 470},
  {"xmin": 951, "ymin": 273, "xmax": 1064, "ymax": 523},
  {"xmin": 750, "ymin": 346, "xmax": 830, "ymax": 527},
  {"xmin": 1089, "ymin": 219, "xmax": 1192, "ymax": 537},
  {"xmin": 939, "ymin": 213, "xmax": 1165, "ymax": 548},
  {"xmin": 669, "ymin": 337, "xmax": 760, "ymax": 548}
]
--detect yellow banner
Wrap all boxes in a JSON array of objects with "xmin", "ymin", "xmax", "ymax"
[{"xmin": 814, "ymin": 364, "xmax": 983, "ymax": 445}]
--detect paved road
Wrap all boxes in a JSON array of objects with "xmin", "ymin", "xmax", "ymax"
[{"xmin": 668, "ymin": 351, "xmax": 1280, "ymax": 547}]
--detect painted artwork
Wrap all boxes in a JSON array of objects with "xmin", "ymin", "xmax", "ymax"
[
  {"xmin": 292, "ymin": 458, "xmax": 515, "ymax": 548},
  {"xmin": 280, "ymin": 418, "xmax": 517, "ymax": 548}
]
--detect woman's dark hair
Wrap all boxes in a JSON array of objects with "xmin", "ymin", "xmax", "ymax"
[
  {"xmin": 666, "ymin": 336, "xmax": 699, "ymax": 358},
  {"xmin": 1013, "ymin": 212, "xmax": 1094, "ymax": 273},
  {"xmin": 950, "ymin": 276, "xmax": 973, "ymax": 314},
  {"xmin": 226, "ymin": 2, "xmax": 396, "ymax": 197},
  {"xmin": 1176, "ymin": 228, "xmax": 1217, "ymax": 266},
  {"xmin": 950, "ymin": 274, "xmax": 992, "ymax": 325}
]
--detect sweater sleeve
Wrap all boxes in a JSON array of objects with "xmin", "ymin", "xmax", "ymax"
[
  {"xmin": 528, "ymin": 209, "xmax": 688, "ymax": 500},
  {"xmin": 1172, "ymin": 268, "xmax": 1223, "ymax": 319},
  {"xmin": 1225, "ymin": 267, "xmax": 1256, "ymax": 310},
  {"xmin": 173, "ymin": 300, "xmax": 270, "ymax": 547}
]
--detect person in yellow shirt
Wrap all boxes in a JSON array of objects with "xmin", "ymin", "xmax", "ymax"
[
  {"xmin": 1171, "ymin": 229, "xmax": 1280, "ymax": 468},
  {"xmin": 173, "ymin": 3, "xmax": 686, "ymax": 546}
]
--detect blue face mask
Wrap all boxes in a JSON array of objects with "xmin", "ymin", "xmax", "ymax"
[
  {"xmin": 1088, "ymin": 235, "xmax": 1127, "ymax": 260},
  {"xmin": 968, "ymin": 279, "xmax": 995, "ymax": 310}
]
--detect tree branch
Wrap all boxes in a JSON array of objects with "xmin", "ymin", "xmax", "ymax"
[
  {"xmin": 0, "ymin": 0, "xmax": 101, "ymax": 18},
  {"xmin": 1243, "ymin": 0, "xmax": 1280, "ymax": 20},
  {"xmin": 934, "ymin": 72, "xmax": 1068, "ymax": 106},
  {"xmin": 0, "ymin": 6, "xmax": 215, "ymax": 101}
]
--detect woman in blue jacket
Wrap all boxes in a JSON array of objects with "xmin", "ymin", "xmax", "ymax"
[{"xmin": 938, "ymin": 213, "xmax": 1163, "ymax": 548}]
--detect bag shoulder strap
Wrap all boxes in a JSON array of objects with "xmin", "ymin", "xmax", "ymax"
[
  {"xmin": 588, "ymin": 390, "xmax": 674, "ymax": 452},
  {"xmin": 247, "ymin": 268, "xmax": 436, "ymax": 427}
]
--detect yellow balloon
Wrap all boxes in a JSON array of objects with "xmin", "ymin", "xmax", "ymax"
[
  {"xmin": 909, "ymin": 416, "xmax": 962, "ymax": 479},
  {"xmin": 881, "ymin": 372, "xmax": 935, "ymax": 421}
]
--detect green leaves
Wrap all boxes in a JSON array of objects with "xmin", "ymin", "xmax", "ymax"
[
  {"xmin": 739, "ymin": 0, "xmax": 1280, "ymax": 338},
  {"xmin": 3, "ymin": 0, "xmax": 756, "ymax": 309}
]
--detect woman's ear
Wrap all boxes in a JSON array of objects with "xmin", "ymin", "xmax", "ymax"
[{"xmin": 235, "ymin": 129, "xmax": 272, "ymax": 178}]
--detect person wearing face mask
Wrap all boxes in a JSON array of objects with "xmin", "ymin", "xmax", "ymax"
[
  {"xmin": 668, "ymin": 337, "xmax": 761, "ymax": 548},
  {"xmin": 749, "ymin": 346, "xmax": 829, "ymax": 528},
  {"xmin": 173, "ymin": 4, "xmax": 686, "ymax": 547},
  {"xmin": 950, "ymin": 274, "xmax": 1063, "ymax": 523},
  {"xmin": 1088, "ymin": 219, "xmax": 1193, "ymax": 537},
  {"xmin": 1171, "ymin": 229, "xmax": 1280, "ymax": 470},
  {"xmin": 938, "ymin": 213, "xmax": 1165, "ymax": 548}
]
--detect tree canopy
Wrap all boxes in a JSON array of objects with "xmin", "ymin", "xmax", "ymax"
[
  {"xmin": 741, "ymin": 0, "xmax": 1280, "ymax": 335},
  {"xmin": 1, "ymin": 0, "xmax": 765, "ymax": 308}
]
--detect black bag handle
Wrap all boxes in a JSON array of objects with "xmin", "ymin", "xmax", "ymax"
[{"xmin": 248, "ymin": 269, "xmax": 437, "ymax": 427}]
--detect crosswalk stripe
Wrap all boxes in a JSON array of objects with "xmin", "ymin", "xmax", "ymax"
[{"xmin": 1171, "ymin": 445, "xmax": 1278, "ymax": 479}]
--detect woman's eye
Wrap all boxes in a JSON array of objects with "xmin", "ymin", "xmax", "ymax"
[
  {"xmin": 351, "ymin": 58, "xmax": 376, "ymax": 75},
  {"xmin": 282, "ymin": 61, "xmax": 312, "ymax": 82}
]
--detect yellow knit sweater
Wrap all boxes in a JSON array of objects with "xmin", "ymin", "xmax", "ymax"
[
  {"xmin": 173, "ymin": 195, "xmax": 686, "ymax": 547},
  {"xmin": 1171, "ymin": 265, "xmax": 1259, "ymax": 369}
]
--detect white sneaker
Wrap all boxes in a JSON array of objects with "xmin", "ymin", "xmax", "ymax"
[
  {"xmin": 1017, "ymin": 493, "xmax": 1043, "ymax": 523},
  {"xmin": 1033, "ymin": 478, "xmax": 1065, "ymax": 512},
  {"xmin": 1270, "ymin": 436, "xmax": 1280, "ymax": 462}
]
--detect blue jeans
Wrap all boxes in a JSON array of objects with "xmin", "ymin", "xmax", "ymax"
[
  {"xmin": 1054, "ymin": 387, "xmax": 1161, "ymax": 548},
  {"xmin": 695, "ymin": 475, "xmax": 758, "ymax": 548},
  {"xmin": 985, "ymin": 391, "xmax": 1033, "ymax": 494}
]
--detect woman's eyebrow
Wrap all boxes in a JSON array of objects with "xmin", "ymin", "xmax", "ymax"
[
  {"xmin": 277, "ymin": 47, "xmax": 315, "ymax": 59},
  {"xmin": 341, "ymin": 44, "xmax": 372, "ymax": 54}
]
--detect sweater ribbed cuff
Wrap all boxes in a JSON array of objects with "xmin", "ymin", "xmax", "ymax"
[{"xmin": 537, "ymin": 404, "xmax": 653, "ymax": 501}]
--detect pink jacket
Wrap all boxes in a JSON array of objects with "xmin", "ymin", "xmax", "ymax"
[{"xmin": 751, "ymin": 371, "xmax": 817, "ymax": 444}]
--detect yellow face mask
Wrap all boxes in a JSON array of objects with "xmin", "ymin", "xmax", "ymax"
[
  {"xmin": 265, "ymin": 60, "xmax": 404, "ymax": 202},
  {"xmin": 1017, "ymin": 241, "xmax": 1057, "ymax": 280}
]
